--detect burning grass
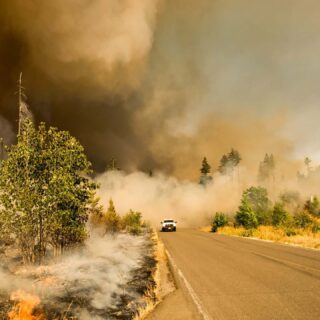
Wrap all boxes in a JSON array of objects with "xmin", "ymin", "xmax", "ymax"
[
  {"xmin": 0, "ymin": 232, "xmax": 157, "ymax": 320},
  {"xmin": 217, "ymin": 225, "xmax": 320, "ymax": 249},
  {"xmin": 8, "ymin": 290, "xmax": 44, "ymax": 320}
]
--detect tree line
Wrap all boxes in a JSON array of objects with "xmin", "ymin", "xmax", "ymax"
[{"xmin": 211, "ymin": 186, "xmax": 320, "ymax": 234}]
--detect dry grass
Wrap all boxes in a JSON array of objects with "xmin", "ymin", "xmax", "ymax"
[
  {"xmin": 133, "ymin": 230, "xmax": 164, "ymax": 320},
  {"xmin": 217, "ymin": 225, "xmax": 320, "ymax": 249}
]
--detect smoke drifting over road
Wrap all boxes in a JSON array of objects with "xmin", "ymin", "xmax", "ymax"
[{"xmin": 1, "ymin": 1, "xmax": 320, "ymax": 177}]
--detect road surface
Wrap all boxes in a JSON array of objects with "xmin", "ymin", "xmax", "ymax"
[{"xmin": 150, "ymin": 229, "xmax": 320, "ymax": 320}]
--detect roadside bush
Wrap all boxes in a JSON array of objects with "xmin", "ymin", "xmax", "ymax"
[
  {"xmin": 311, "ymin": 221, "xmax": 320, "ymax": 234},
  {"xmin": 304, "ymin": 197, "xmax": 320, "ymax": 216},
  {"xmin": 122, "ymin": 210, "xmax": 143, "ymax": 235},
  {"xmin": 211, "ymin": 212, "xmax": 228, "ymax": 232},
  {"xmin": 235, "ymin": 199, "xmax": 258, "ymax": 229},
  {"xmin": 272, "ymin": 202, "xmax": 289, "ymax": 227},
  {"xmin": 294, "ymin": 211, "xmax": 312, "ymax": 228}
]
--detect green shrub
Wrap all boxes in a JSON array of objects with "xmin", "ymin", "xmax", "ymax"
[
  {"xmin": 294, "ymin": 211, "xmax": 313, "ymax": 228},
  {"xmin": 272, "ymin": 202, "xmax": 289, "ymax": 226},
  {"xmin": 311, "ymin": 222, "xmax": 320, "ymax": 234},
  {"xmin": 103, "ymin": 199, "xmax": 121, "ymax": 234},
  {"xmin": 211, "ymin": 212, "xmax": 228, "ymax": 232},
  {"xmin": 122, "ymin": 210, "xmax": 143, "ymax": 235},
  {"xmin": 304, "ymin": 197, "xmax": 320, "ymax": 216},
  {"xmin": 235, "ymin": 199, "xmax": 258, "ymax": 229}
]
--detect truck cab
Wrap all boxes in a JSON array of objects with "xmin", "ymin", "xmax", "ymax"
[{"xmin": 161, "ymin": 219, "xmax": 177, "ymax": 232}]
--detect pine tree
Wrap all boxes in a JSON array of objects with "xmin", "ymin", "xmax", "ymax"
[
  {"xmin": 218, "ymin": 155, "xmax": 229, "ymax": 175},
  {"xmin": 218, "ymin": 149, "xmax": 241, "ymax": 176},
  {"xmin": 228, "ymin": 148, "xmax": 241, "ymax": 167},
  {"xmin": 199, "ymin": 157, "xmax": 213, "ymax": 185},
  {"xmin": 200, "ymin": 157, "xmax": 211, "ymax": 175},
  {"xmin": 258, "ymin": 153, "xmax": 275, "ymax": 183}
]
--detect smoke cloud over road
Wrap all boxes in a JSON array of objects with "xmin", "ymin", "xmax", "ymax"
[{"xmin": 0, "ymin": 1, "xmax": 320, "ymax": 177}]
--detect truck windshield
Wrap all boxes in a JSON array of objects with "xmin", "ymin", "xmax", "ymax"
[{"xmin": 164, "ymin": 220, "xmax": 174, "ymax": 223}]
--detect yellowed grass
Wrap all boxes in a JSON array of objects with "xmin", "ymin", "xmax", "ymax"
[
  {"xmin": 133, "ymin": 230, "xmax": 163, "ymax": 320},
  {"xmin": 217, "ymin": 225, "xmax": 320, "ymax": 249}
]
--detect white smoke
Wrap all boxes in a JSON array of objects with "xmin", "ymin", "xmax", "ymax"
[
  {"xmin": 96, "ymin": 170, "xmax": 248, "ymax": 227},
  {"xmin": 0, "ymin": 233, "xmax": 148, "ymax": 319}
]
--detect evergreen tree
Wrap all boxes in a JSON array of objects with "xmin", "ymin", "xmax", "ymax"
[
  {"xmin": 258, "ymin": 153, "xmax": 275, "ymax": 183},
  {"xmin": 200, "ymin": 157, "xmax": 211, "ymax": 175},
  {"xmin": 199, "ymin": 157, "xmax": 213, "ymax": 185},
  {"xmin": 218, "ymin": 155, "xmax": 229, "ymax": 175},
  {"xmin": 218, "ymin": 149, "xmax": 241, "ymax": 176},
  {"xmin": 228, "ymin": 148, "xmax": 241, "ymax": 167}
]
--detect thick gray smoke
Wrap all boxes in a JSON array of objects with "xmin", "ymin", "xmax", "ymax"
[{"xmin": 1, "ymin": 1, "xmax": 320, "ymax": 177}]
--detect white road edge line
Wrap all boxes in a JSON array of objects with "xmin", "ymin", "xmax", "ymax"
[{"xmin": 165, "ymin": 249, "xmax": 212, "ymax": 320}]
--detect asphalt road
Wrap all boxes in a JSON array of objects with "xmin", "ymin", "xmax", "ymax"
[{"xmin": 158, "ymin": 229, "xmax": 320, "ymax": 320}]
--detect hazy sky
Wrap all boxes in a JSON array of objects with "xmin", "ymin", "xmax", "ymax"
[{"xmin": 0, "ymin": 0, "xmax": 320, "ymax": 177}]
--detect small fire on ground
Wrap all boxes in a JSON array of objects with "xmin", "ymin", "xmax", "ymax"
[{"xmin": 8, "ymin": 290, "xmax": 45, "ymax": 320}]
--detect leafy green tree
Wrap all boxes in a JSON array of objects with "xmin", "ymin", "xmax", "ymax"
[
  {"xmin": 211, "ymin": 212, "xmax": 228, "ymax": 232},
  {"xmin": 243, "ymin": 186, "xmax": 271, "ymax": 225},
  {"xmin": 235, "ymin": 199, "xmax": 258, "ymax": 229},
  {"xmin": 0, "ymin": 120, "xmax": 96, "ymax": 263},
  {"xmin": 103, "ymin": 199, "xmax": 121, "ymax": 234},
  {"xmin": 272, "ymin": 202, "xmax": 289, "ymax": 226},
  {"xmin": 304, "ymin": 197, "xmax": 320, "ymax": 216}
]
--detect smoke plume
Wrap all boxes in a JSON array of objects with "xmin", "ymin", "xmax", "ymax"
[{"xmin": 0, "ymin": 0, "xmax": 320, "ymax": 177}]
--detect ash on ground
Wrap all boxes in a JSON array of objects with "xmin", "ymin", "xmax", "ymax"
[{"xmin": 0, "ymin": 232, "xmax": 157, "ymax": 320}]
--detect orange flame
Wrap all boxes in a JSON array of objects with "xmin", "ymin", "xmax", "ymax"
[{"xmin": 8, "ymin": 290, "xmax": 45, "ymax": 320}]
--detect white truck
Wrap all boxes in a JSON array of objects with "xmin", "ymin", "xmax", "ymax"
[{"xmin": 161, "ymin": 219, "xmax": 177, "ymax": 232}]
